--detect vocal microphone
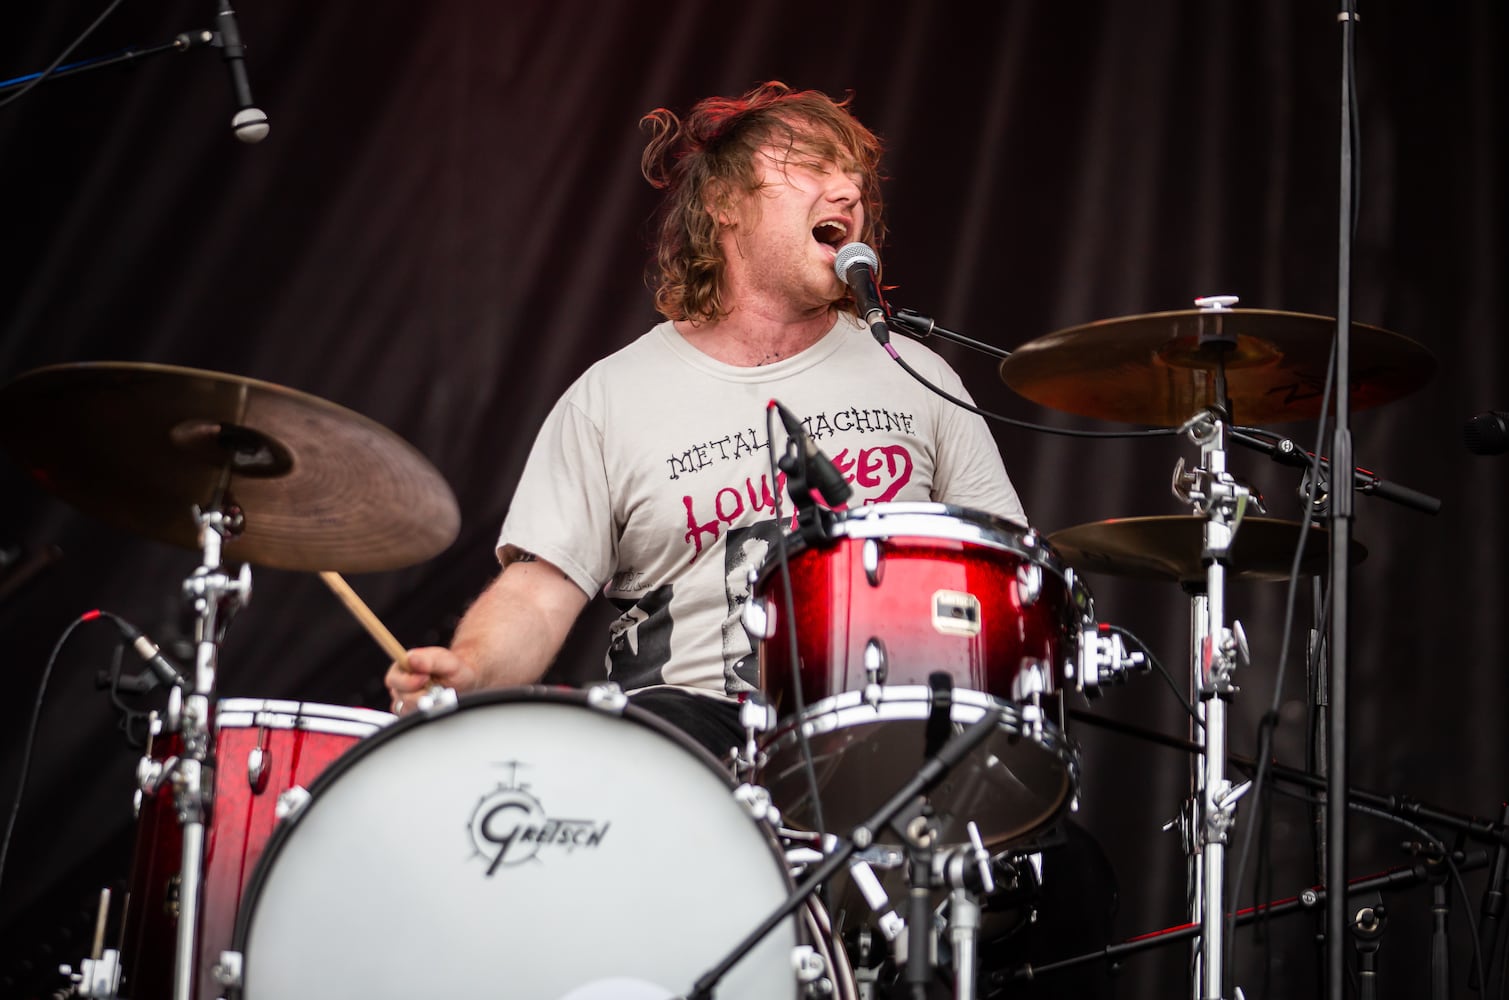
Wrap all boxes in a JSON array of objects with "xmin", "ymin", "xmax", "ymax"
[
  {"xmin": 1464, "ymin": 411, "xmax": 1509, "ymax": 455},
  {"xmin": 214, "ymin": 0, "xmax": 270, "ymax": 143},
  {"xmin": 771, "ymin": 400, "xmax": 852, "ymax": 508},
  {"xmin": 833, "ymin": 242, "xmax": 890, "ymax": 345},
  {"xmin": 93, "ymin": 611, "xmax": 190, "ymax": 690}
]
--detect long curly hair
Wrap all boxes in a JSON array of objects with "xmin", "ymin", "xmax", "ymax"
[{"xmin": 640, "ymin": 82, "xmax": 886, "ymax": 324}]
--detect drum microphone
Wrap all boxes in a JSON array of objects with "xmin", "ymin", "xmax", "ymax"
[
  {"xmin": 1464, "ymin": 410, "xmax": 1509, "ymax": 455},
  {"xmin": 213, "ymin": 0, "xmax": 270, "ymax": 143},
  {"xmin": 771, "ymin": 400, "xmax": 852, "ymax": 508},
  {"xmin": 833, "ymin": 242, "xmax": 891, "ymax": 345},
  {"xmin": 90, "ymin": 611, "xmax": 190, "ymax": 689}
]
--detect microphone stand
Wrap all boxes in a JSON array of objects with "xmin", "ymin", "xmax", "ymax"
[
  {"xmin": 888, "ymin": 308, "xmax": 1012, "ymax": 361},
  {"xmin": 687, "ymin": 704, "xmax": 1005, "ymax": 1000},
  {"xmin": 993, "ymin": 848, "xmax": 1490, "ymax": 987},
  {"xmin": 0, "ymin": 31, "xmax": 215, "ymax": 97},
  {"xmin": 1065, "ymin": 707, "xmax": 1509, "ymax": 854},
  {"xmin": 1229, "ymin": 428, "xmax": 1441, "ymax": 515},
  {"xmin": 1327, "ymin": 8, "xmax": 1361, "ymax": 994}
]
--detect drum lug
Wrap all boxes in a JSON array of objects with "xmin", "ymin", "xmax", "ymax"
[
  {"xmin": 734, "ymin": 782, "xmax": 782, "ymax": 827},
  {"xmin": 586, "ymin": 681, "xmax": 628, "ymax": 714},
  {"xmin": 246, "ymin": 727, "xmax": 270, "ymax": 793},
  {"xmin": 1015, "ymin": 561, "xmax": 1043, "ymax": 606},
  {"xmin": 741, "ymin": 595, "xmax": 775, "ymax": 641},
  {"xmin": 214, "ymin": 949, "xmax": 244, "ymax": 991},
  {"xmin": 862, "ymin": 538, "xmax": 882, "ymax": 586},
  {"xmin": 275, "ymin": 785, "xmax": 312, "ymax": 823},
  {"xmin": 791, "ymin": 944, "xmax": 833, "ymax": 998},
  {"xmin": 417, "ymin": 683, "xmax": 459, "ymax": 715},
  {"xmin": 863, "ymin": 638, "xmax": 888, "ymax": 708}
]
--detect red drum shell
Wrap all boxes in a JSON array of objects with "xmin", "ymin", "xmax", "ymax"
[
  {"xmin": 753, "ymin": 503, "xmax": 1090, "ymax": 849},
  {"xmin": 120, "ymin": 699, "xmax": 391, "ymax": 999}
]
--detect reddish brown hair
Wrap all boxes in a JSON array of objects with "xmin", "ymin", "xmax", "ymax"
[{"xmin": 641, "ymin": 82, "xmax": 886, "ymax": 323}]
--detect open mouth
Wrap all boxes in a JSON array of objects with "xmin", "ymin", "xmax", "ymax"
[{"xmin": 812, "ymin": 219, "xmax": 849, "ymax": 251}]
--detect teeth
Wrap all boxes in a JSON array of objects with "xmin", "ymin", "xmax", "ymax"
[{"xmin": 814, "ymin": 220, "xmax": 848, "ymax": 246}]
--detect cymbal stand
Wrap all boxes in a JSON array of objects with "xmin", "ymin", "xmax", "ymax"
[
  {"xmin": 1171, "ymin": 408, "xmax": 1254, "ymax": 1000},
  {"xmin": 165, "ymin": 503, "xmax": 251, "ymax": 1000}
]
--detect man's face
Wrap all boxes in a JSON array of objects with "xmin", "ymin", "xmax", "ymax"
[{"xmin": 718, "ymin": 137, "xmax": 867, "ymax": 321}]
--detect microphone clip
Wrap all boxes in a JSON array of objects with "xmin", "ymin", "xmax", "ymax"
[{"xmin": 778, "ymin": 445, "xmax": 840, "ymax": 547}]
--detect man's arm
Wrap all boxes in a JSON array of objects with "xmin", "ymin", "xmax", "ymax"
[{"xmin": 384, "ymin": 558, "xmax": 590, "ymax": 713}]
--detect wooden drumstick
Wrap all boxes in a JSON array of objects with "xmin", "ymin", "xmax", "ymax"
[{"xmin": 318, "ymin": 570, "xmax": 409, "ymax": 670}]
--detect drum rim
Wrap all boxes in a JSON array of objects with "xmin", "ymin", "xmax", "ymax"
[
  {"xmin": 759, "ymin": 688, "xmax": 1081, "ymax": 847},
  {"xmin": 225, "ymin": 684, "xmax": 799, "ymax": 988},
  {"xmin": 755, "ymin": 501, "xmax": 1094, "ymax": 615},
  {"xmin": 215, "ymin": 697, "xmax": 395, "ymax": 736}
]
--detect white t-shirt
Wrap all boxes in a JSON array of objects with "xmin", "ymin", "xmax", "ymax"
[{"xmin": 498, "ymin": 314, "xmax": 1026, "ymax": 699}]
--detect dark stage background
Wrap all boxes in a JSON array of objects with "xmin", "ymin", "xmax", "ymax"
[{"xmin": 1, "ymin": 2, "xmax": 1504, "ymax": 997}]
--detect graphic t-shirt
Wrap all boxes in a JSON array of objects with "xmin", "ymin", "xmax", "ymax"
[{"xmin": 498, "ymin": 314, "xmax": 1026, "ymax": 699}]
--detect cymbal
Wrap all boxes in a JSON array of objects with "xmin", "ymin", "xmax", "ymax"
[
  {"xmin": 1047, "ymin": 515, "xmax": 1366, "ymax": 585},
  {"xmin": 1000, "ymin": 307, "xmax": 1435, "ymax": 426},
  {"xmin": 0, "ymin": 362, "xmax": 460, "ymax": 573}
]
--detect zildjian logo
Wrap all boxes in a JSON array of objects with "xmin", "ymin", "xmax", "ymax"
[{"xmin": 467, "ymin": 763, "xmax": 611, "ymax": 875}]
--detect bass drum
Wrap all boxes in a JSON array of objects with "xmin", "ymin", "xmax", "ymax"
[{"xmin": 227, "ymin": 686, "xmax": 851, "ymax": 1000}]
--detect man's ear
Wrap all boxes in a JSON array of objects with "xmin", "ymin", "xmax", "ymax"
[{"xmin": 704, "ymin": 179, "xmax": 737, "ymax": 228}]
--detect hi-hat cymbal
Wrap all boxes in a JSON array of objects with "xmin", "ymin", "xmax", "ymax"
[
  {"xmin": 1000, "ymin": 307, "xmax": 1435, "ymax": 426},
  {"xmin": 0, "ymin": 362, "xmax": 460, "ymax": 573},
  {"xmin": 1047, "ymin": 515, "xmax": 1366, "ymax": 585}
]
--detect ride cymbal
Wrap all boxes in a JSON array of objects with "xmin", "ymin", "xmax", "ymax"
[
  {"xmin": 1000, "ymin": 307, "xmax": 1434, "ymax": 426},
  {"xmin": 0, "ymin": 362, "xmax": 460, "ymax": 572},
  {"xmin": 1047, "ymin": 515, "xmax": 1366, "ymax": 585}
]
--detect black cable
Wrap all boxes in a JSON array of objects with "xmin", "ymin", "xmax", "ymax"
[
  {"xmin": 0, "ymin": 612, "xmax": 100, "ymax": 902},
  {"xmin": 765, "ymin": 403, "xmax": 826, "ymax": 845},
  {"xmin": 1098, "ymin": 622, "xmax": 1201, "ymax": 728},
  {"xmin": 882, "ymin": 347, "xmax": 1182, "ymax": 440},
  {"xmin": 0, "ymin": 0, "xmax": 131, "ymax": 109}
]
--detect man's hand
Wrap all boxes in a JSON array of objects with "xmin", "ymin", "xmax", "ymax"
[{"xmin": 386, "ymin": 646, "xmax": 476, "ymax": 715}]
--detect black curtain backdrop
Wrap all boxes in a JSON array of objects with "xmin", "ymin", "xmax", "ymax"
[{"xmin": 1, "ymin": 2, "xmax": 1504, "ymax": 997}]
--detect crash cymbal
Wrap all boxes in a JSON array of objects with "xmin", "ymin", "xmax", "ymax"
[
  {"xmin": 1000, "ymin": 307, "xmax": 1434, "ymax": 426},
  {"xmin": 0, "ymin": 362, "xmax": 460, "ymax": 573},
  {"xmin": 1047, "ymin": 515, "xmax": 1366, "ymax": 584}
]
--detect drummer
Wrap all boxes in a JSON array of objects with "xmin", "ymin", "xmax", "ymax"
[{"xmin": 385, "ymin": 81, "xmax": 1026, "ymax": 757}]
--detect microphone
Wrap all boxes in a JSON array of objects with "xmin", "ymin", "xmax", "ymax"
[
  {"xmin": 214, "ymin": 0, "xmax": 270, "ymax": 143},
  {"xmin": 1464, "ymin": 411, "xmax": 1509, "ymax": 455},
  {"xmin": 95, "ymin": 612, "xmax": 190, "ymax": 690},
  {"xmin": 771, "ymin": 400, "xmax": 852, "ymax": 508},
  {"xmin": 833, "ymin": 242, "xmax": 890, "ymax": 345}
]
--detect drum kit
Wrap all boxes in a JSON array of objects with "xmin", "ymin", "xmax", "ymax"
[{"xmin": 0, "ymin": 294, "xmax": 1467, "ymax": 1000}]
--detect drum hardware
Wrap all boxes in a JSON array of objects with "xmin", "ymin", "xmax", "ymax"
[
  {"xmin": 690, "ymin": 704, "xmax": 1004, "ymax": 1000},
  {"xmin": 1072, "ymin": 623, "xmax": 1148, "ymax": 695},
  {"xmin": 936, "ymin": 822, "xmax": 996, "ymax": 1000},
  {"xmin": 1349, "ymin": 891, "xmax": 1387, "ymax": 1000},
  {"xmin": 1167, "ymin": 399, "xmax": 1256, "ymax": 1000},
  {"xmin": 58, "ymin": 889, "xmax": 123, "ymax": 998}
]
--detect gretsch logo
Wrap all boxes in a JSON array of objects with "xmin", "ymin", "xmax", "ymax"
[{"xmin": 467, "ymin": 766, "xmax": 611, "ymax": 875}]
